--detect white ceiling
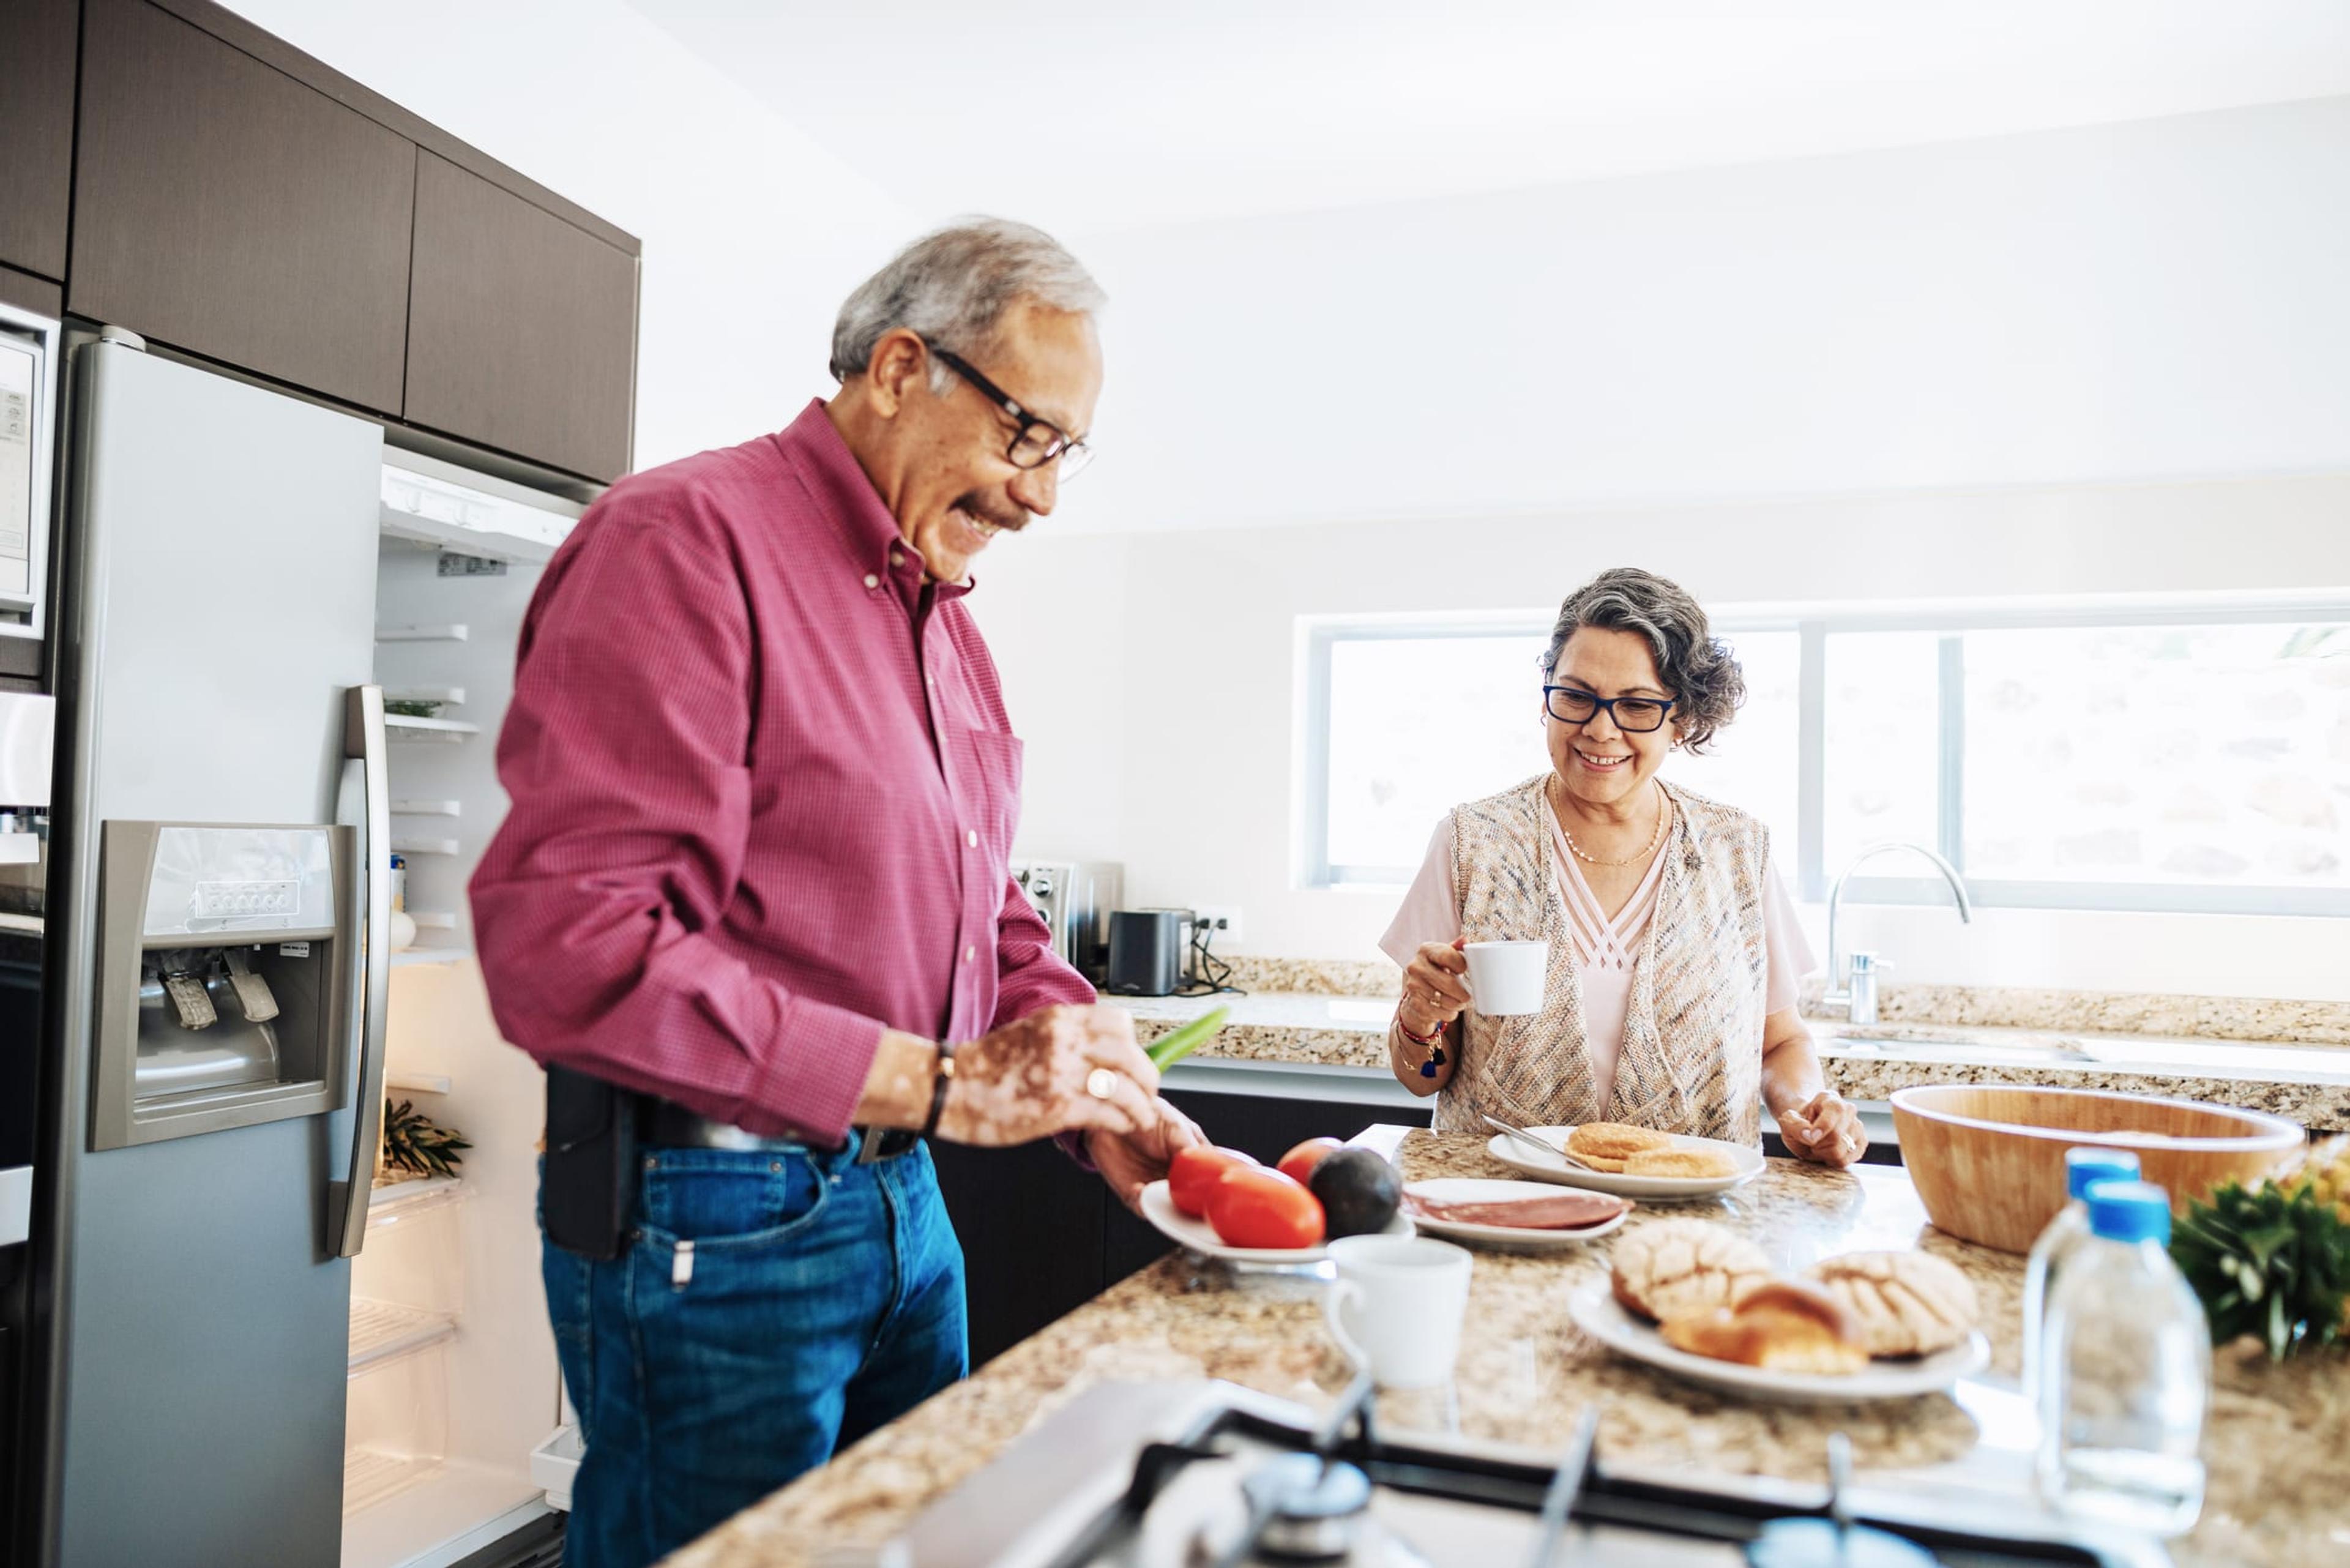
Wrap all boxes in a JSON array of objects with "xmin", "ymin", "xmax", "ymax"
[{"xmin": 625, "ymin": 0, "xmax": 2350, "ymax": 234}]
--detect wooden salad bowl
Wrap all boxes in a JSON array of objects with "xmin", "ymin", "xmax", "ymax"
[{"xmin": 1890, "ymin": 1083, "xmax": 2306, "ymax": 1253}]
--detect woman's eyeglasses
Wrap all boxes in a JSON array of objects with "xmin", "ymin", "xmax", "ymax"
[
  {"xmin": 1543, "ymin": 685, "xmax": 1677, "ymax": 732},
  {"xmin": 923, "ymin": 340, "xmax": 1094, "ymax": 480}
]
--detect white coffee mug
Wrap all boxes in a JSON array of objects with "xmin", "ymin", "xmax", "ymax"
[
  {"xmin": 1322, "ymin": 1234, "xmax": 1472, "ymax": 1389},
  {"xmin": 1463, "ymin": 939, "xmax": 1547, "ymax": 1017}
]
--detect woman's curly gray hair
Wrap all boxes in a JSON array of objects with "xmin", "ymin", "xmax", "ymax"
[{"xmin": 1540, "ymin": 567, "xmax": 1746, "ymax": 753}]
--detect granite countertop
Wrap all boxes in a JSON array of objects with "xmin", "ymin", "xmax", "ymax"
[
  {"xmin": 668, "ymin": 1128, "xmax": 2350, "ymax": 1568},
  {"xmin": 1113, "ymin": 991, "xmax": 2350, "ymax": 1130}
]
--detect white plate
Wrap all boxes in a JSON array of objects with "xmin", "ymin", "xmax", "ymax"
[
  {"xmin": 1401, "ymin": 1178, "xmax": 1631, "ymax": 1250},
  {"xmin": 1484, "ymin": 1127, "xmax": 1765, "ymax": 1200},
  {"xmin": 1567, "ymin": 1281, "xmax": 1990, "ymax": 1404},
  {"xmin": 1138, "ymin": 1179, "xmax": 1411, "ymax": 1264}
]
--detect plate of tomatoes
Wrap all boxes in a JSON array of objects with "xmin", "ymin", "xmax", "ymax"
[{"xmin": 1141, "ymin": 1138, "xmax": 1411, "ymax": 1264}]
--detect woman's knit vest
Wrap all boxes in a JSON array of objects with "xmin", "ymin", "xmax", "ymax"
[{"xmin": 1436, "ymin": 774, "xmax": 1770, "ymax": 1145}]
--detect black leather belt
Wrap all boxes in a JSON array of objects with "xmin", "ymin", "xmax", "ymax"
[{"xmin": 640, "ymin": 1099, "xmax": 916, "ymax": 1163}]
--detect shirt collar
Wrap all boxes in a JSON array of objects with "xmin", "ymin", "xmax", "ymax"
[{"xmin": 777, "ymin": 398, "xmax": 975, "ymax": 605}]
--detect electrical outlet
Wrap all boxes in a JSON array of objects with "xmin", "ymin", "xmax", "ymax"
[{"xmin": 1193, "ymin": 903, "xmax": 1243, "ymax": 948}]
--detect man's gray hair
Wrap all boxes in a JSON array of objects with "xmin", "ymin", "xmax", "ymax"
[
  {"xmin": 829, "ymin": 217, "xmax": 1105, "ymax": 387},
  {"xmin": 1541, "ymin": 567, "xmax": 1747, "ymax": 753}
]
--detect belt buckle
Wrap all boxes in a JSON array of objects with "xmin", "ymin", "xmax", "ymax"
[{"xmin": 854, "ymin": 1126, "xmax": 918, "ymax": 1164}]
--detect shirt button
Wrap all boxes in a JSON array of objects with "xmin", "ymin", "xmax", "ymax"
[
  {"xmin": 863, "ymin": 573, "xmax": 879, "ymax": 589},
  {"xmin": 890, "ymin": 549, "xmax": 903, "ymax": 566},
  {"xmin": 964, "ymin": 946, "xmax": 977, "ymax": 963},
  {"xmin": 966, "ymin": 829, "xmax": 979, "ymax": 848}
]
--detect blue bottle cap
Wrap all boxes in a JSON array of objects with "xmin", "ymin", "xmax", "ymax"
[
  {"xmin": 2085, "ymin": 1179, "xmax": 2171, "ymax": 1245},
  {"xmin": 2065, "ymin": 1146, "xmax": 2143, "ymax": 1200}
]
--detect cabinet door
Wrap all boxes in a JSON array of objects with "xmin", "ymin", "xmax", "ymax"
[
  {"xmin": 405, "ymin": 151, "xmax": 638, "ymax": 481},
  {"xmin": 69, "ymin": 0, "xmax": 414, "ymax": 413},
  {"xmin": 0, "ymin": 0, "xmax": 76, "ymax": 283}
]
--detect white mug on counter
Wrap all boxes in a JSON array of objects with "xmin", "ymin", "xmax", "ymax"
[
  {"xmin": 1463, "ymin": 939, "xmax": 1547, "ymax": 1017},
  {"xmin": 1323, "ymin": 1235, "xmax": 1473, "ymax": 1389}
]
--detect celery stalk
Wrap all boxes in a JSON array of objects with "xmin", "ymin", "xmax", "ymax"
[{"xmin": 1145, "ymin": 1006, "xmax": 1231, "ymax": 1071}]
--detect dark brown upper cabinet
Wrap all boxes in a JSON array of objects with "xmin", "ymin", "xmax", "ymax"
[
  {"xmin": 0, "ymin": 0, "xmax": 79, "ymax": 283},
  {"xmin": 69, "ymin": 0, "xmax": 416, "ymax": 414},
  {"xmin": 405, "ymin": 151, "xmax": 638, "ymax": 482}
]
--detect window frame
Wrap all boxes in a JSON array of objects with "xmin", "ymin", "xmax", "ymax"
[{"xmin": 1300, "ymin": 591, "xmax": 2350, "ymax": 916}]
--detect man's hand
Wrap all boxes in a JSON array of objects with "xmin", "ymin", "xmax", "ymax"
[
  {"xmin": 936, "ymin": 1003, "xmax": 1160, "ymax": 1148},
  {"xmin": 1087, "ymin": 1098, "xmax": 1207, "ymax": 1213},
  {"xmin": 1778, "ymin": 1090, "xmax": 1867, "ymax": 1168}
]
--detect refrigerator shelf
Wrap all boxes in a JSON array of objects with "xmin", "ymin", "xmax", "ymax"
[
  {"xmin": 389, "ymin": 941, "xmax": 476, "ymax": 968},
  {"xmin": 367, "ymin": 1173, "xmax": 466, "ymax": 1223},
  {"xmin": 349, "ymin": 1298, "xmax": 458, "ymax": 1373},
  {"xmin": 391, "ymin": 835, "xmax": 462, "ymax": 856},
  {"xmin": 343, "ymin": 1447, "xmax": 445, "ymax": 1516},
  {"xmin": 385, "ymin": 714, "xmax": 481, "ymax": 741},
  {"xmin": 390, "ymin": 798, "xmax": 463, "ymax": 816},
  {"xmin": 376, "ymin": 622, "xmax": 469, "ymax": 642}
]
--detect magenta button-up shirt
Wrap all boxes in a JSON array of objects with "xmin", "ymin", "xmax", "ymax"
[{"xmin": 471, "ymin": 399, "xmax": 1091, "ymax": 1144}]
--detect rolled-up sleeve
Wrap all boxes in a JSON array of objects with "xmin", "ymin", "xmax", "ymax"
[{"xmin": 469, "ymin": 504, "xmax": 881, "ymax": 1144}]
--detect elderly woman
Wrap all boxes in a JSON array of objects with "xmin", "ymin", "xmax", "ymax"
[{"xmin": 1380, "ymin": 567, "xmax": 1863, "ymax": 1166}]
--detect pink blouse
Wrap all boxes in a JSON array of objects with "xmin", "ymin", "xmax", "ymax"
[{"xmin": 1378, "ymin": 808, "xmax": 1814, "ymax": 1110}]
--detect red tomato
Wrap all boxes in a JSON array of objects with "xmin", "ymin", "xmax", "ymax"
[
  {"xmin": 1169, "ymin": 1146, "xmax": 1258, "ymax": 1218},
  {"xmin": 1277, "ymin": 1137, "xmax": 1346, "ymax": 1187},
  {"xmin": 1207, "ymin": 1165, "xmax": 1327, "ymax": 1250}
]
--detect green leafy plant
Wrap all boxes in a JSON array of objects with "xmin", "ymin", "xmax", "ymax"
[
  {"xmin": 381, "ymin": 1097, "xmax": 472, "ymax": 1180},
  {"xmin": 2171, "ymin": 1176, "xmax": 2350, "ymax": 1361}
]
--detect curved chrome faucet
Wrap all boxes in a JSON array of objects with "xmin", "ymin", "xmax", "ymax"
[{"xmin": 1822, "ymin": 841, "xmax": 1973, "ymax": 1025}]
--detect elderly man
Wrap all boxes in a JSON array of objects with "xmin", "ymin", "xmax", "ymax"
[{"xmin": 470, "ymin": 219, "xmax": 1198, "ymax": 1567}]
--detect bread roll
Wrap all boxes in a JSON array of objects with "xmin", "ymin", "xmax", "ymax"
[
  {"xmin": 1610, "ymin": 1218, "xmax": 1770, "ymax": 1322},
  {"xmin": 1622, "ymin": 1148, "xmax": 1738, "ymax": 1179},
  {"xmin": 1807, "ymin": 1250, "xmax": 1979, "ymax": 1357},
  {"xmin": 1660, "ymin": 1280, "xmax": 1868, "ymax": 1375},
  {"xmin": 1567, "ymin": 1122, "xmax": 1673, "ymax": 1172}
]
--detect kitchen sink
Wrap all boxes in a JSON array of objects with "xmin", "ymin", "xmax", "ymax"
[{"xmin": 1827, "ymin": 1035, "xmax": 2094, "ymax": 1067}]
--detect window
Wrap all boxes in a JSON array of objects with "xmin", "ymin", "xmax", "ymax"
[{"xmin": 1300, "ymin": 597, "xmax": 2350, "ymax": 916}]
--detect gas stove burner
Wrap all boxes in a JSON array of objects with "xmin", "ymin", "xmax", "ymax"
[
  {"xmin": 879, "ymin": 1381, "xmax": 2170, "ymax": 1568},
  {"xmin": 1243, "ymin": 1454, "xmax": 1372, "ymax": 1561}
]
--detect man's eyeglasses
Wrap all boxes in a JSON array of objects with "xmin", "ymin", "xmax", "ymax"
[
  {"xmin": 924, "ymin": 340, "xmax": 1094, "ymax": 480},
  {"xmin": 1543, "ymin": 685, "xmax": 1677, "ymax": 732}
]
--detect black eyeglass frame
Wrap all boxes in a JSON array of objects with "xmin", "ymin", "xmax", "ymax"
[
  {"xmin": 1542, "ymin": 684, "xmax": 1679, "ymax": 732},
  {"xmin": 923, "ymin": 340, "xmax": 1092, "ymax": 476}
]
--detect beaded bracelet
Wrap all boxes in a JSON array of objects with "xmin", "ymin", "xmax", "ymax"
[{"xmin": 1396, "ymin": 1011, "xmax": 1449, "ymax": 1079}]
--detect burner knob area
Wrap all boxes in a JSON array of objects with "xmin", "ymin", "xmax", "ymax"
[
  {"xmin": 1245, "ymin": 1455, "xmax": 1373, "ymax": 1561},
  {"xmin": 1747, "ymin": 1518, "xmax": 1938, "ymax": 1568}
]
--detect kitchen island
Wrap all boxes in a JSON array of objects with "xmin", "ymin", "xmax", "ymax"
[{"xmin": 668, "ymin": 1127, "xmax": 2348, "ymax": 1568}]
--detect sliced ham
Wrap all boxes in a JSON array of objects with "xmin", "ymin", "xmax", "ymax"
[{"xmin": 1404, "ymin": 1190, "xmax": 1632, "ymax": 1230}]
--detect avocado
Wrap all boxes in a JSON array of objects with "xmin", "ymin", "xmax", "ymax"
[{"xmin": 1308, "ymin": 1147, "xmax": 1402, "ymax": 1239}]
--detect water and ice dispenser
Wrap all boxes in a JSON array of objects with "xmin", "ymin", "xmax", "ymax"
[{"xmin": 89, "ymin": 821, "xmax": 355, "ymax": 1149}]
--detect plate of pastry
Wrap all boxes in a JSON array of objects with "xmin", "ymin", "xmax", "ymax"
[
  {"xmin": 1484, "ymin": 1121, "xmax": 1764, "ymax": 1199},
  {"xmin": 1400, "ymin": 1179, "xmax": 1632, "ymax": 1251},
  {"xmin": 1569, "ymin": 1219, "xmax": 1990, "ymax": 1403}
]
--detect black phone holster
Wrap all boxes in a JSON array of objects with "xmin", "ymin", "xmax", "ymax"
[{"xmin": 541, "ymin": 1065, "xmax": 643, "ymax": 1261}]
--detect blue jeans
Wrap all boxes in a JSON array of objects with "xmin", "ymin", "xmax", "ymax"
[{"xmin": 541, "ymin": 1140, "xmax": 967, "ymax": 1568}]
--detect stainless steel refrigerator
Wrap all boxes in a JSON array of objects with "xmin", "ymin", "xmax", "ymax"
[{"xmin": 16, "ymin": 328, "xmax": 586, "ymax": 1567}]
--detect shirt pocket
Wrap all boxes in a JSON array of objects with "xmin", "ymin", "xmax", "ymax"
[{"xmin": 949, "ymin": 723, "xmax": 1023, "ymax": 883}]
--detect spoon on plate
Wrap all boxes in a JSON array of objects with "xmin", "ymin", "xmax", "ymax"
[{"xmin": 1481, "ymin": 1114, "xmax": 1602, "ymax": 1171}]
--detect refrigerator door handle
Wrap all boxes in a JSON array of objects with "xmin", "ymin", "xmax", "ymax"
[{"xmin": 331, "ymin": 684, "xmax": 392, "ymax": 1258}]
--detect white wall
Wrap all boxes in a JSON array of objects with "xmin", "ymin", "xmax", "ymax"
[
  {"xmin": 222, "ymin": 0, "xmax": 916, "ymax": 469},
  {"xmin": 1062, "ymin": 95, "xmax": 2350, "ymax": 536},
  {"xmin": 980, "ymin": 471, "xmax": 2350, "ymax": 1001}
]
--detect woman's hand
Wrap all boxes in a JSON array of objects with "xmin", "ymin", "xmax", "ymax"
[
  {"xmin": 1778, "ymin": 1090, "xmax": 1867, "ymax": 1168},
  {"xmin": 1401, "ymin": 938, "xmax": 1471, "ymax": 1037}
]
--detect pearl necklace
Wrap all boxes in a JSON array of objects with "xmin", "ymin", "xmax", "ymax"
[{"xmin": 1554, "ymin": 780, "xmax": 1671, "ymax": 867}]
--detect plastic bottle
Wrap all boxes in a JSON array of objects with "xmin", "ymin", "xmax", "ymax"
[
  {"xmin": 2021, "ymin": 1147, "xmax": 2143, "ymax": 1405},
  {"xmin": 2036, "ymin": 1179, "xmax": 2211, "ymax": 1536}
]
